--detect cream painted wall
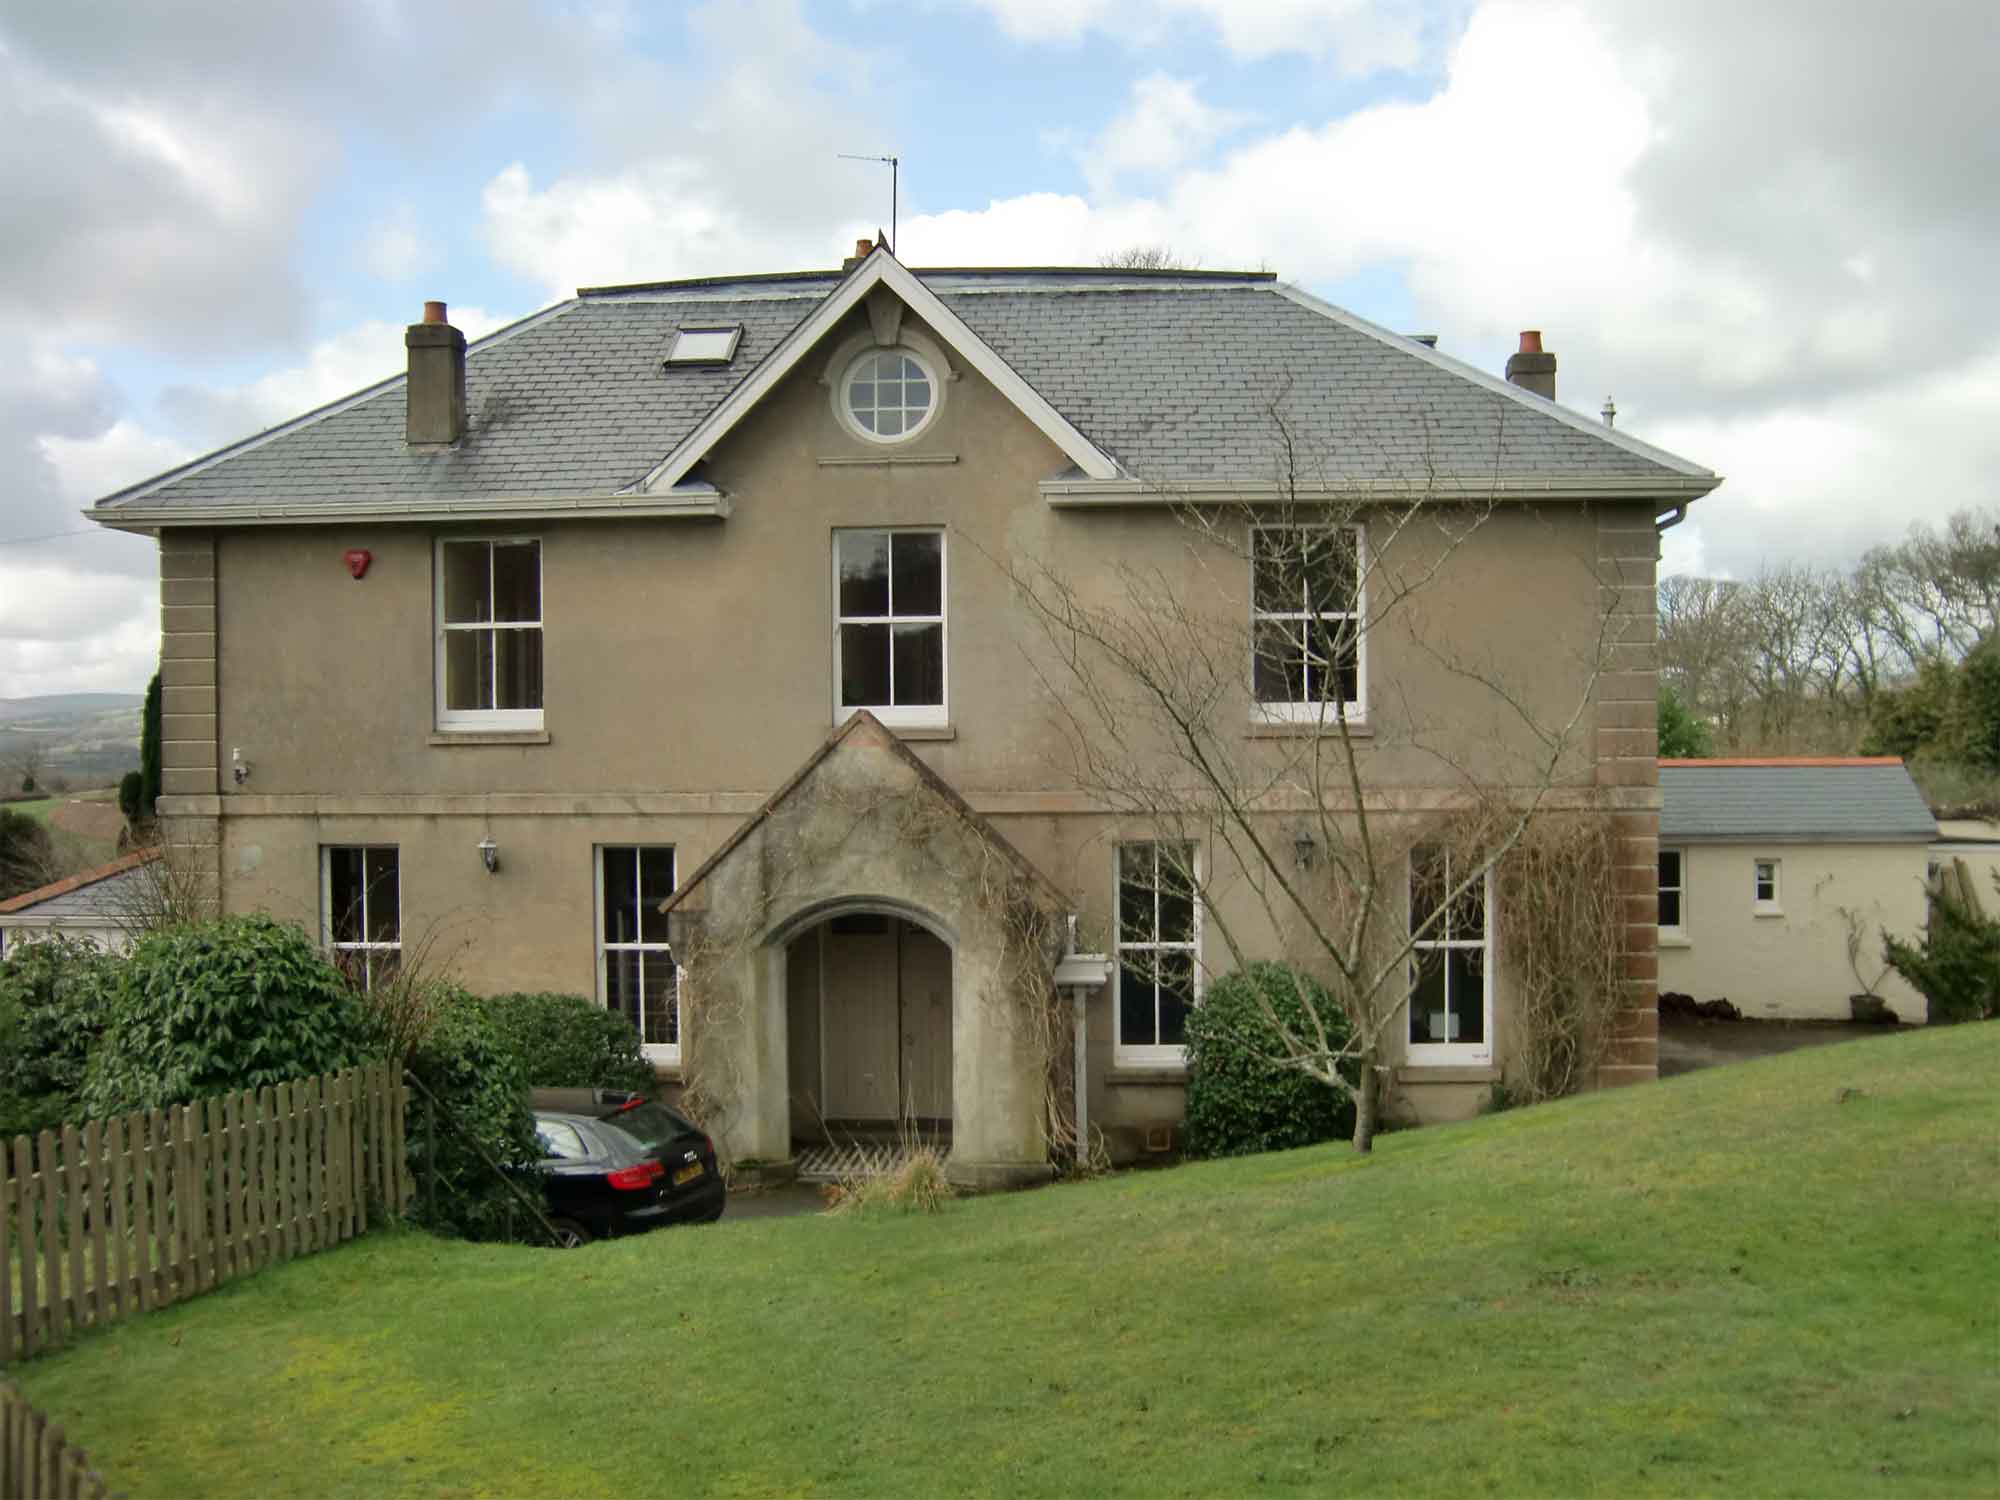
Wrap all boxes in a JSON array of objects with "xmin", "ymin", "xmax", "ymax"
[
  {"xmin": 195, "ymin": 293, "xmax": 1655, "ymax": 1139},
  {"xmin": 1657, "ymin": 842, "xmax": 1931, "ymax": 1023}
]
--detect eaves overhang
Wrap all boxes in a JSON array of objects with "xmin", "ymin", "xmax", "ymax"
[
  {"xmin": 1038, "ymin": 472, "xmax": 1725, "ymax": 508},
  {"xmin": 85, "ymin": 488, "xmax": 731, "ymax": 534}
]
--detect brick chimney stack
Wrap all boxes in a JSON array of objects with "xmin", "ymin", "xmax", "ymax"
[
  {"xmin": 842, "ymin": 236, "xmax": 880, "ymax": 273},
  {"xmin": 406, "ymin": 300, "xmax": 466, "ymax": 445},
  {"xmin": 1505, "ymin": 329, "xmax": 1556, "ymax": 401}
]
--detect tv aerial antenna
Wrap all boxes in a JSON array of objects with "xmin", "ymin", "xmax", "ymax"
[{"xmin": 837, "ymin": 153, "xmax": 898, "ymax": 252}]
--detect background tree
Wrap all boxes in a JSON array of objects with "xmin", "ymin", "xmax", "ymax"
[
  {"xmin": 6, "ymin": 737, "xmax": 47, "ymax": 795},
  {"xmin": 139, "ymin": 670, "xmax": 163, "ymax": 822},
  {"xmin": 0, "ymin": 808, "xmax": 55, "ymax": 900},
  {"xmin": 1098, "ymin": 246, "xmax": 1198, "ymax": 270},
  {"xmin": 1658, "ymin": 684, "xmax": 1714, "ymax": 759}
]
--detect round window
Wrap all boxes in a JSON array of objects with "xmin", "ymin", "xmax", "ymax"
[{"xmin": 842, "ymin": 349, "xmax": 936, "ymax": 442}]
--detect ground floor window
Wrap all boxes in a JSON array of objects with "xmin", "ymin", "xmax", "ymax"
[
  {"xmin": 1753, "ymin": 857, "xmax": 1781, "ymax": 914},
  {"xmin": 1659, "ymin": 847, "xmax": 1687, "ymax": 940},
  {"xmin": 321, "ymin": 846, "xmax": 400, "ymax": 991},
  {"xmin": 598, "ymin": 845, "xmax": 679, "ymax": 1063},
  {"xmin": 1115, "ymin": 840, "xmax": 1199, "ymax": 1065},
  {"xmin": 1407, "ymin": 845, "xmax": 1492, "ymax": 1064}
]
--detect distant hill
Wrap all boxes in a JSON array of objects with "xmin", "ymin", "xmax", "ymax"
[
  {"xmin": 0, "ymin": 693, "xmax": 144, "ymax": 788},
  {"xmin": 0, "ymin": 693, "xmax": 145, "ymax": 722}
]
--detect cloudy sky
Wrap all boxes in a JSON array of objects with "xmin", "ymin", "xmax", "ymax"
[{"xmin": 1, "ymin": 0, "xmax": 1992, "ymax": 698}]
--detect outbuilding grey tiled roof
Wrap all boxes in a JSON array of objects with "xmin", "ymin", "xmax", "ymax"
[
  {"xmin": 1660, "ymin": 760, "xmax": 1939, "ymax": 843},
  {"xmin": 0, "ymin": 855, "xmax": 154, "ymax": 921},
  {"xmin": 94, "ymin": 265, "xmax": 1712, "ymax": 512}
]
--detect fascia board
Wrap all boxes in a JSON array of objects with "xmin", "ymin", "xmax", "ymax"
[
  {"xmin": 1039, "ymin": 472, "xmax": 1723, "ymax": 507},
  {"xmin": 637, "ymin": 250, "xmax": 1122, "ymax": 493},
  {"xmin": 1270, "ymin": 283, "xmax": 1720, "ymax": 482},
  {"xmin": 84, "ymin": 490, "xmax": 730, "ymax": 532}
]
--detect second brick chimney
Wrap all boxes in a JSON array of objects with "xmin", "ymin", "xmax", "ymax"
[
  {"xmin": 1505, "ymin": 329, "xmax": 1556, "ymax": 401},
  {"xmin": 406, "ymin": 300, "xmax": 466, "ymax": 446}
]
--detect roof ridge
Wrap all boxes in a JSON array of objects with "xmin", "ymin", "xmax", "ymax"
[
  {"xmin": 1268, "ymin": 282, "xmax": 1718, "ymax": 483},
  {"xmin": 1661, "ymin": 756, "xmax": 1907, "ymax": 767},
  {"xmin": 0, "ymin": 846, "xmax": 159, "ymax": 915}
]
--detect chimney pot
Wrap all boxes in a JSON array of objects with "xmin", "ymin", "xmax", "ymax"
[
  {"xmin": 1505, "ymin": 328, "xmax": 1557, "ymax": 401},
  {"xmin": 855, "ymin": 238, "xmax": 873, "ymax": 259},
  {"xmin": 406, "ymin": 301, "xmax": 467, "ymax": 445}
]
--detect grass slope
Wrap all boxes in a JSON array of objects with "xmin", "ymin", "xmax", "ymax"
[{"xmin": 16, "ymin": 1026, "xmax": 2000, "ymax": 1498}]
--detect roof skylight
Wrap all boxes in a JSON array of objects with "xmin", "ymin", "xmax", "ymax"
[{"xmin": 665, "ymin": 325, "xmax": 743, "ymax": 365}]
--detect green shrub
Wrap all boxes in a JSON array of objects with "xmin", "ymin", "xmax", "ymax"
[
  {"xmin": 403, "ymin": 993, "xmax": 541, "ymax": 1241},
  {"xmin": 0, "ymin": 934, "xmax": 121, "ymax": 1137},
  {"xmin": 80, "ymin": 914, "xmax": 373, "ymax": 1117},
  {"xmin": 117, "ymin": 771, "xmax": 144, "ymax": 826},
  {"xmin": 1884, "ymin": 880, "xmax": 2000, "ymax": 1024},
  {"xmin": 1183, "ymin": 962, "xmax": 1357, "ymax": 1158},
  {"xmin": 473, "ymin": 991, "xmax": 657, "ymax": 1094},
  {"xmin": 139, "ymin": 672, "xmax": 162, "ymax": 819}
]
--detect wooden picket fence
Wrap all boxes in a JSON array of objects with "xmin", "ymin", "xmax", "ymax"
[
  {"xmin": 0, "ymin": 1064, "xmax": 408, "ymax": 1363},
  {"xmin": 1, "ymin": 1380, "xmax": 113, "ymax": 1500}
]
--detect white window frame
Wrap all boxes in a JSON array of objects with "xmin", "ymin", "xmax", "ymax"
[
  {"xmin": 1113, "ymin": 840, "xmax": 1202, "ymax": 1068},
  {"xmin": 434, "ymin": 536, "xmax": 545, "ymax": 732},
  {"xmin": 832, "ymin": 527, "xmax": 949, "ymax": 729},
  {"xmin": 595, "ymin": 845, "xmax": 681, "ymax": 1066},
  {"xmin": 1406, "ymin": 849, "xmax": 1495, "ymax": 1067},
  {"xmin": 1659, "ymin": 846, "xmax": 1688, "ymax": 943},
  {"xmin": 320, "ymin": 845, "xmax": 400, "ymax": 991},
  {"xmin": 1249, "ymin": 522, "xmax": 1367, "ymax": 726},
  {"xmin": 835, "ymin": 346, "xmax": 943, "ymax": 445},
  {"xmin": 1753, "ymin": 857, "xmax": 1782, "ymax": 915}
]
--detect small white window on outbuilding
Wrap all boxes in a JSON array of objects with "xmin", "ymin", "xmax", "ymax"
[{"xmin": 664, "ymin": 325, "xmax": 743, "ymax": 366}]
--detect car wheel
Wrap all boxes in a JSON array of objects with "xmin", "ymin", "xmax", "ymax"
[{"xmin": 549, "ymin": 1217, "xmax": 593, "ymax": 1248}]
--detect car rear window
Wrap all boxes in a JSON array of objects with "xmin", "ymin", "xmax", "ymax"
[{"xmin": 598, "ymin": 1102, "xmax": 699, "ymax": 1150}]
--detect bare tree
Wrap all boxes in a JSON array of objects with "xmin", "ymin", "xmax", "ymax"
[
  {"xmin": 4, "ymin": 736, "xmax": 48, "ymax": 796},
  {"xmin": 1001, "ymin": 411, "xmax": 1616, "ymax": 1152},
  {"xmin": 1098, "ymin": 246, "xmax": 1199, "ymax": 271}
]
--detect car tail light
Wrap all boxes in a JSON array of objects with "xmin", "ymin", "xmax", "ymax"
[
  {"xmin": 702, "ymin": 1134, "xmax": 715, "ymax": 1159},
  {"xmin": 608, "ymin": 1159, "xmax": 665, "ymax": 1190}
]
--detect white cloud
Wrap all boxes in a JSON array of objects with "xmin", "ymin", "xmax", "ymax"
[
  {"xmin": 38, "ymin": 421, "xmax": 196, "ymax": 506},
  {"xmin": 967, "ymin": 0, "xmax": 1439, "ymax": 72},
  {"xmin": 1081, "ymin": 74, "xmax": 1247, "ymax": 195},
  {"xmin": 0, "ymin": 568, "xmax": 159, "ymax": 698},
  {"xmin": 359, "ymin": 202, "xmax": 443, "ymax": 284}
]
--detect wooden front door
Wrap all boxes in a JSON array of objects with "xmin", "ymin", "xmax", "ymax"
[{"xmin": 820, "ymin": 915, "xmax": 952, "ymax": 1122}]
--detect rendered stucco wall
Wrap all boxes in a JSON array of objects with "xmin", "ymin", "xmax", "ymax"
[{"xmin": 1657, "ymin": 842, "xmax": 1930, "ymax": 1023}]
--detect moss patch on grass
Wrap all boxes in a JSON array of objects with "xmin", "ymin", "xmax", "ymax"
[{"xmin": 16, "ymin": 1025, "xmax": 2000, "ymax": 1497}]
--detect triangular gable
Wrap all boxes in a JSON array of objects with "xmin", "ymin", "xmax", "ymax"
[
  {"xmin": 661, "ymin": 711, "xmax": 1069, "ymax": 917},
  {"xmin": 634, "ymin": 247, "xmax": 1123, "ymax": 494}
]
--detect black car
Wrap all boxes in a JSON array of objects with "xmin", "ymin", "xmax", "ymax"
[{"xmin": 529, "ymin": 1089, "xmax": 725, "ymax": 1245}]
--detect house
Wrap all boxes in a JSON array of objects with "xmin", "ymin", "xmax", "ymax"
[
  {"xmin": 0, "ymin": 848, "xmax": 161, "ymax": 957},
  {"xmin": 1657, "ymin": 758, "xmax": 1936, "ymax": 1023},
  {"xmin": 84, "ymin": 241, "xmax": 1719, "ymax": 1183}
]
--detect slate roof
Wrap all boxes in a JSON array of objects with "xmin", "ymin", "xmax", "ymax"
[
  {"xmin": 92, "ymin": 264, "xmax": 1713, "ymax": 515},
  {"xmin": 0, "ymin": 848, "xmax": 158, "ymax": 920},
  {"xmin": 1659, "ymin": 759, "xmax": 1939, "ymax": 843}
]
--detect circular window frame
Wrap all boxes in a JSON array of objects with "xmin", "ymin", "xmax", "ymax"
[{"xmin": 832, "ymin": 344, "xmax": 945, "ymax": 446}]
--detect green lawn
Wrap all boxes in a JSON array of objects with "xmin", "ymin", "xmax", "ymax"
[
  {"xmin": 16, "ymin": 1026, "xmax": 2000, "ymax": 1498},
  {"xmin": 3, "ymin": 795, "xmax": 63, "ymax": 824}
]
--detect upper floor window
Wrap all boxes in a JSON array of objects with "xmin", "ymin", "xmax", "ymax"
[
  {"xmin": 835, "ymin": 528, "xmax": 946, "ymax": 728},
  {"xmin": 1116, "ymin": 840, "xmax": 1200, "ymax": 1066},
  {"xmin": 322, "ymin": 845, "xmax": 400, "ymax": 991},
  {"xmin": 1407, "ymin": 844, "xmax": 1492, "ymax": 1065},
  {"xmin": 437, "ymin": 537, "xmax": 543, "ymax": 731},
  {"xmin": 1251, "ymin": 524, "xmax": 1364, "ymax": 724},
  {"xmin": 839, "ymin": 349, "xmax": 938, "ymax": 443},
  {"xmin": 1659, "ymin": 848, "xmax": 1687, "ymax": 941},
  {"xmin": 598, "ymin": 845, "xmax": 679, "ymax": 1065}
]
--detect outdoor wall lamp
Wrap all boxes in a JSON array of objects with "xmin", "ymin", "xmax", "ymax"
[
  {"xmin": 231, "ymin": 748, "xmax": 251, "ymax": 786},
  {"xmin": 477, "ymin": 837, "xmax": 499, "ymax": 874},
  {"xmin": 1293, "ymin": 829, "xmax": 1317, "ymax": 871}
]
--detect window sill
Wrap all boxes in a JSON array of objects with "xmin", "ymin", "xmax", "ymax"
[
  {"xmin": 1105, "ymin": 1065, "xmax": 1189, "ymax": 1086},
  {"xmin": 891, "ymin": 724, "xmax": 956, "ymax": 742},
  {"xmin": 428, "ymin": 730, "xmax": 551, "ymax": 747},
  {"xmin": 1753, "ymin": 908, "xmax": 1784, "ymax": 919},
  {"xmin": 648, "ymin": 1063, "xmax": 685, "ymax": 1084},
  {"xmin": 1246, "ymin": 717, "xmax": 1373, "ymax": 740},
  {"xmin": 1660, "ymin": 933, "xmax": 1692, "ymax": 949},
  {"xmin": 1397, "ymin": 1064, "xmax": 1500, "ymax": 1085}
]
